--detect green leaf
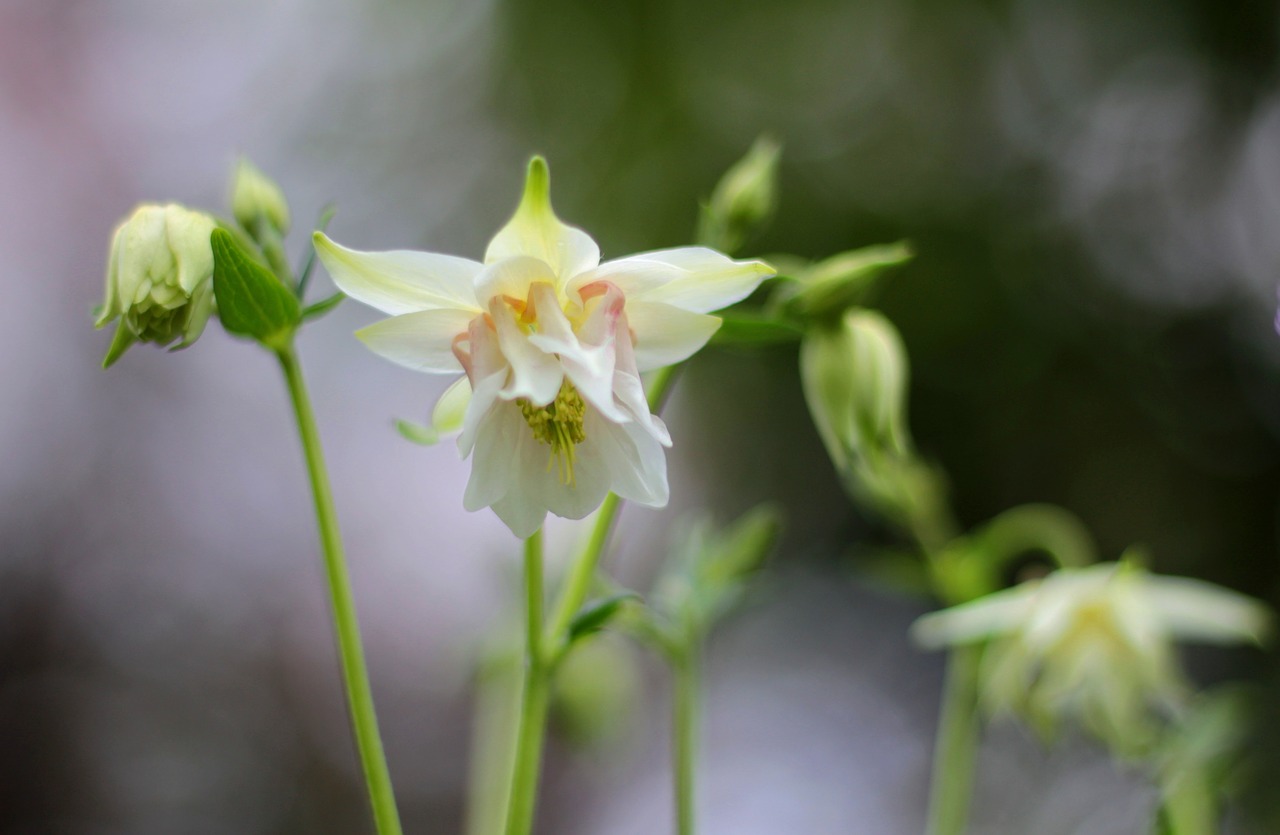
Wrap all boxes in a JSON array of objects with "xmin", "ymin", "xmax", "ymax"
[
  {"xmin": 567, "ymin": 593, "xmax": 641, "ymax": 644},
  {"xmin": 711, "ymin": 311, "xmax": 804, "ymax": 347},
  {"xmin": 210, "ymin": 229, "xmax": 300, "ymax": 348},
  {"xmin": 301, "ymin": 292, "xmax": 346, "ymax": 321},
  {"xmin": 395, "ymin": 418, "xmax": 440, "ymax": 446}
]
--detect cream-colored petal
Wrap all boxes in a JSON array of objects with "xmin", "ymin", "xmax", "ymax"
[
  {"xmin": 625, "ymin": 300, "xmax": 722, "ymax": 371},
  {"xmin": 910, "ymin": 587, "xmax": 1038, "ymax": 649},
  {"xmin": 588, "ymin": 411, "xmax": 670, "ymax": 508},
  {"xmin": 1146, "ymin": 575, "xmax": 1272, "ymax": 645},
  {"xmin": 474, "ymin": 256, "xmax": 557, "ymax": 308},
  {"xmin": 483, "ymin": 157, "xmax": 600, "ymax": 283},
  {"xmin": 314, "ymin": 232, "xmax": 483, "ymax": 316},
  {"xmin": 354, "ymin": 308, "xmax": 477, "ymax": 373},
  {"xmin": 579, "ymin": 247, "xmax": 774, "ymax": 314},
  {"xmin": 463, "ymin": 401, "xmax": 521, "ymax": 513}
]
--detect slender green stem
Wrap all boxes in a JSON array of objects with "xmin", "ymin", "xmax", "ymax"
[
  {"xmin": 673, "ymin": 644, "xmax": 700, "ymax": 835},
  {"xmin": 926, "ymin": 646, "xmax": 982, "ymax": 835},
  {"xmin": 505, "ymin": 530, "xmax": 549, "ymax": 835},
  {"xmin": 544, "ymin": 364, "xmax": 683, "ymax": 652},
  {"xmin": 545, "ymin": 493, "xmax": 620, "ymax": 649},
  {"xmin": 276, "ymin": 347, "xmax": 402, "ymax": 835}
]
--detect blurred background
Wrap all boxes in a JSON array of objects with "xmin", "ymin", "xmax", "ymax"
[{"xmin": 3, "ymin": 0, "xmax": 1279, "ymax": 832}]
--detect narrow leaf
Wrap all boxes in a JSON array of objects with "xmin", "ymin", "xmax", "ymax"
[
  {"xmin": 568, "ymin": 593, "xmax": 641, "ymax": 643},
  {"xmin": 301, "ymin": 292, "xmax": 346, "ymax": 321}
]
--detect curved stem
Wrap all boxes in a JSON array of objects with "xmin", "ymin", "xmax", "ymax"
[
  {"xmin": 505, "ymin": 530, "xmax": 549, "ymax": 835},
  {"xmin": 925, "ymin": 646, "xmax": 981, "ymax": 835},
  {"xmin": 673, "ymin": 644, "xmax": 701, "ymax": 835},
  {"xmin": 277, "ymin": 347, "xmax": 402, "ymax": 835}
]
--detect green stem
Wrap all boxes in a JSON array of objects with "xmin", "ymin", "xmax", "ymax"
[
  {"xmin": 505, "ymin": 529, "xmax": 549, "ymax": 835},
  {"xmin": 545, "ymin": 493, "xmax": 620, "ymax": 649},
  {"xmin": 276, "ymin": 347, "xmax": 402, "ymax": 835},
  {"xmin": 926, "ymin": 646, "xmax": 982, "ymax": 835},
  {"xmin": 544, "ymin": 364, "xmax": 682, "ymax": 652},
  {"xmin": 673, "ymin": 644, "xmax": 700, "ymax": 835}
]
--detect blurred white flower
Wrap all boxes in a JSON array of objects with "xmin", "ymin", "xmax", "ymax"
[
  {"xmin": 96, "ymin": 203, "xmax": 217, "ymax": 368},
  {"xmin": 912, "ymin": 557, "xmax": 1270, "ymax": 754},
  {"xmin": 315, "ymin": 158, "xmax": 774, "ymax": 537}
]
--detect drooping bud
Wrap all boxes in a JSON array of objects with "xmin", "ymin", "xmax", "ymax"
[
  {"xmin": 95, "ymin": 203, "xmax": 217, "ymax": 368},
  {"xmin": 697, "ymin": 136, "xmax": 781, "ymax": 254},
  {"xmin": 800, "ymin": 308, "xmax": 911, "ymax": 476},
  {"xmin": 230, "ymin": 157, "xmax": 291, "ymax": 237}
]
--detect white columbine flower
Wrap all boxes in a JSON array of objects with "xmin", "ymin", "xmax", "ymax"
[
  {"xmin": 911, "ymin": 558, "xmax": 1270, "ymax": 754},
  {"xmin": 315, "ymin": 158, "xmax": 774, "ymax": 537}
]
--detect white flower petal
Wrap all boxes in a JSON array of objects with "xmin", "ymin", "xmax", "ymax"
[
  {"xmin": 1145, "ymin": 576, "xmax": 1271, "ymax": 645},
  {"xmin": 588, "ymin": 411, "xmax": 670, "ymax": 507},
  {"xmin": 463, "ymin": 401, "xmax": 521, "ymax": 513},
  {"xmin": 625, "ymin": 300, "xmax": 723, "ymax": 371},
  {"xmin": 431, "ymin": 376, "xmax": 471, "ymax": 436},
  {"xmin": 483, "ymin": 157, "xmax": 600, "ymax": 283},
  {"xmin": 354, "ymin": 308, "xmax": 476, "ymax": 373},
  {"xmin": 490, "ymin": 298, "xmax": 563, "ymax": 405},
  {"xmin": 314, "ymin": 232, "xmax": 483, "ymax": 315},
  {"xmin": 909, "ymin": 587, "xmax": 1037, "ymax": 649},
  {"xmin": 577, "ymin": 247, "xmax": 774, "ymax": 314}
]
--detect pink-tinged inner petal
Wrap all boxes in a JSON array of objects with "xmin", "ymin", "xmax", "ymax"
[
  {"xmin": 609, "ymin": 304, "xmax": 671, "ymax": 446},
  {"xmin": 489, "ymin": 296, "xmax": 564, "ymax": 406},
  {"xmin": 526, "ymin": 281, "xmax": 625, "ymax": 423},
  {"xmin": 454, "ymin": 316, "xmax": 513, "ymax": 457}
]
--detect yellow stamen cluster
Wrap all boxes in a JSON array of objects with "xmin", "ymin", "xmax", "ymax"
[{"xmin": 519, "ymin": 379, "xmax": 587, "ymax": 485}]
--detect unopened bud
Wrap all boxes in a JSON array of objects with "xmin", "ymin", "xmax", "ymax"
[
  {"xmin": 231, "ymin": 157, "xmax": 290, "ymax": 237},
  {"xmin": 800, "ymin": 308, "xmax": 910, "ymax": 475},
  {"xmin": 96, "ymin": 203, "xmax": 217, "ymax": 368},
  {"xmin": 698, "ymin": 136, "xmax": 781, "ymax": 254}
]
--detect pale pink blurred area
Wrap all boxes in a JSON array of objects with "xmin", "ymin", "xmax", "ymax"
[{"xmin": 2, "ymin": 1, "xmax": 1277, "ymax": 833}]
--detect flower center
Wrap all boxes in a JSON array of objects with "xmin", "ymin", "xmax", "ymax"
[{"xmin": 518, "ymin": 379, "xmax": 587, "ymax": 485}]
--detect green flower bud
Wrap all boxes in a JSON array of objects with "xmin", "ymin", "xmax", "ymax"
[
  {"xmin": 698, "ymin": 136, "xmax": 781, "ymax": 254},
  {"xmin": 95, "ymin": 203, "xmax": 217, "ymax": 368},
  {"xmin": 800, "ymin": 308, "xmax": 911, "ymax": 476},
  {"xmin": 231, "ymin": 157, "xmax": 290, "ymax": 236}
]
